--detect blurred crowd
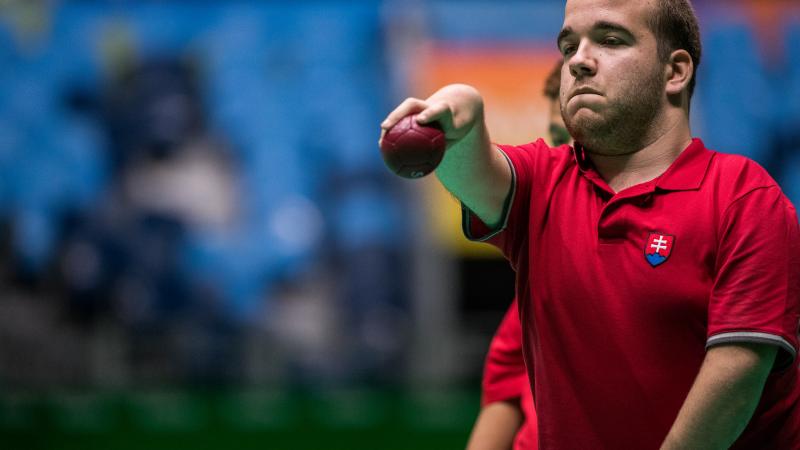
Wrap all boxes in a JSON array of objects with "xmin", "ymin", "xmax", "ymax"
[{"xmin": 0, "ymin": 0, "xmax": 411, "ymax": 389}]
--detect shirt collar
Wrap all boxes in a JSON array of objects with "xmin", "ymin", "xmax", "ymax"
[
  {"xmin": 654, "ymin": 138, "xmax": 714, "ymax": 191},
  {"xmin": 571, "ymin": 138, "xmax": 714, "ymax": 192}
]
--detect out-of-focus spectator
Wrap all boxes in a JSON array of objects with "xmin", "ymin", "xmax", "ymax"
[{"xmin": 48, "ymin": 55, "xmax": 245, "ymax": 383}]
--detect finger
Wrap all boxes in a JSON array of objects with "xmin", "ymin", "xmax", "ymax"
[
  {"xmin": 417, "ymin": 101, "xmax": 453, "ymax": 130},
  {"xmin": 381, "ymin": 97, "xmax": 428, "ymax": 131},
  {"xmin": 378, "ymin": 128, "xmax": 387, "ymax": 147}
]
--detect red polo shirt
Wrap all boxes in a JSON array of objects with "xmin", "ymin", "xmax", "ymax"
[
  {"xmin": 464, "ymin": 138, "xmax": 800, "ymax": 449},
  {"xmin": 482, "ymin": 298, "xmax": 538, "ymax": 450}
]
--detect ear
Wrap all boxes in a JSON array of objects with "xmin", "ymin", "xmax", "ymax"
[{"xmin": 665, "ymin": 49, "xmax": 693, "ymax": 96}]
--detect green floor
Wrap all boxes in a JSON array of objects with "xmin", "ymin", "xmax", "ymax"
[{"xmin": 1, "ymin": 388, "xmax": 479, "ymax": 450}]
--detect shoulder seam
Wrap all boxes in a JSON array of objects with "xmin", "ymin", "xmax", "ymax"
[
  {"xmin": 716, "ymin": 185, "xmax": 781, "ymax": 257},
  {"xmin": 720, "ymin": 185, "xmax": 780, "ymax": 224}
]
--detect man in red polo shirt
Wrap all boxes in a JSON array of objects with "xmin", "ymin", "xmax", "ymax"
[
  {"xmin": 380, "ymin": 0, "xmax": 800, "ymax": 448},
  {"xmin": 467, "ymin": 60, "xmax": 568, "ymax": 450}
]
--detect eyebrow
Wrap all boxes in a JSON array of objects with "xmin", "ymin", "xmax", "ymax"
[
  {"xmin": 594, "ymin": 21, "xmax": 634, "ymax": 37},
  {"xmin": 557, "ymin": 21, "xmax": 634, "ymax": 48}
]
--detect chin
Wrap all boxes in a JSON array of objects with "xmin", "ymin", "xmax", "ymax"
[{"xmin": 566, "ymin": 112, "xmax": 606, "ymax": 139}]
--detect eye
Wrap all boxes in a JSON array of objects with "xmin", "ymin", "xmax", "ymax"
[
  {"xmin": 602, "ymin": 36, "xmax": 623, "ymax": 46},
  {"xmin": 561, "ymin": 44, "xmax": 577, "ymax": 56}
]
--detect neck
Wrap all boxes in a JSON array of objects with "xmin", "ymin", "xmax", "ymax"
[{"xmin": 587, "ymin": 116, "xmax": 692, "ymax": 193}]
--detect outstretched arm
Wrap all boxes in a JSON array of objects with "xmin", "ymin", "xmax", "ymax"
[{"xmin": 380, "ymin": 84, "xmax": 512, "ymax": 228}]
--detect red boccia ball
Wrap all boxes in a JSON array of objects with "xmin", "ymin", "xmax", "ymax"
[{"xmin": 380, "ymin": 114, "xmax": 446, "ymax": 179}]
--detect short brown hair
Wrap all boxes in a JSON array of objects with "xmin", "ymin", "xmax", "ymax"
[
  {"xmin": 647, "ymin": 0, "xmax": 702, "ymax": 100},
  {"xmin": 543, "ymin": 59, "xmax": 563, "ymax": 101}
]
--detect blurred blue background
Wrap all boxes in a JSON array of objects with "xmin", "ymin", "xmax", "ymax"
[{"xmin": 0, "ymin": 1, "xmax": 798, "ymax": 449}]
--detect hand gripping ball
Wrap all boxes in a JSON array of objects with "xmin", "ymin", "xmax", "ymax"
[{"xmin": 380, "ymin": 114, "xmax": 446, "ymax": 179}]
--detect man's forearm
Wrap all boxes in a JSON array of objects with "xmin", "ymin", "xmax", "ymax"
[
  {"xmin": 660, "ymin": 343, "xmax": 777, "ymax": 450},
  {"xmin": 409, "ymin": 84, "xmax": 510, "ymax": 229},
  {"xmin": 435, "ymin": 121, "xmax": 509, "ymax": 229},
  {"xmin": 466, "ymin": 400, "xmax": 523, "ymax": 450}
]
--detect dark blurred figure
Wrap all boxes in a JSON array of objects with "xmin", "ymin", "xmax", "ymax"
[{"xmin": 50, "ymin": 56, "xmax": 244, "ymax": 384}]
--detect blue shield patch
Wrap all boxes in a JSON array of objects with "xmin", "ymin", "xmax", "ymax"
[{"xmin": 644, "ymin": 232, "xmax": 675, "ymax": 267}]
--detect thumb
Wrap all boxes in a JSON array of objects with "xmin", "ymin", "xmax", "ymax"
[{"xmin": 416, "ymin": 101, "xmax": 454, "ymax": 131}]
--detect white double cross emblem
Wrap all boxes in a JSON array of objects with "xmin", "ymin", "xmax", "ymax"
[{"xmin": 650, "ymin": 235, "xmax": 669, "ymax": 254}]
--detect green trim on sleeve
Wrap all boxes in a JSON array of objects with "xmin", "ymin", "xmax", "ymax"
[{"xmin": 461, "ymin": 147, "xmax": 516, "ymax": 242}]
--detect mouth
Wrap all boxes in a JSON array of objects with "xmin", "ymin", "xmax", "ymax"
[{"xmin": 570, "ymin": 87, "xmax": 603, "ymax": 99}]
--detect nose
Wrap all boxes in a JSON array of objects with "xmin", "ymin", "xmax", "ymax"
[{"xmin": 569, "ymin": 40, "xmax": 597, "ymax": 78}]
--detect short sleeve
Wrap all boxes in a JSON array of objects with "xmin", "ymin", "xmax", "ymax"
[
  {"xmin": 482, "ymin": 299, "xmax": 528, "ymax": 406},
  {"xmin": 462, "ymin": 139, "xmax": 556, "ymax": 267},
  {"xmin": 707, "ymin": 186, "xmax": 800, "ymax": 371}
]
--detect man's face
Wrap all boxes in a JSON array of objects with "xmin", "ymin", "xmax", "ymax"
[{"xmin": 557, "ymin": 0, "xmax": 665, "ymax": 153}]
